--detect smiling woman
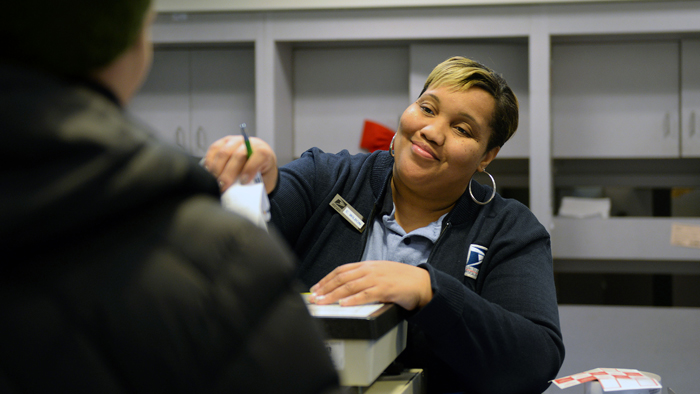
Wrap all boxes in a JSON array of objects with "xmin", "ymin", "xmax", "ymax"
[
  {"xmin": 203, "ymin": 56, "xmax": 565, "ymax": 394},
  {"xmin": 391, "ymin": 86, "xmax": 499, "ymax": 229}
]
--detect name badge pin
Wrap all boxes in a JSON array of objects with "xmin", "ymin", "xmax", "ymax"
[{"xmin": 329, "ymin": 194, "xmax": 365, "ymax": 233}]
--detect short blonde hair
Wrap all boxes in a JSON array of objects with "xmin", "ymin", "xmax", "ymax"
[{"xmin": 421, "ymin": 56, "xmax": 519, "ymax": 152}]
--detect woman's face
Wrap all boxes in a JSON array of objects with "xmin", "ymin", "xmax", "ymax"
[{"xmin": 393, "ymin": 85, "xmax": 500, "ymax": 198}]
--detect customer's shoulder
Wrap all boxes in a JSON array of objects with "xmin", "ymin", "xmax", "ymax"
[{"xmin": 167, "ymin": 195, "xmax": 296, "ymax": 274}]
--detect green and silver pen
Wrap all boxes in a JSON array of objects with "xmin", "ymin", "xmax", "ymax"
[
  {"xmin": 240, "ymin": 123, "xmax": 262, "ymax": 183},
  {"xmin": 240, "ymin": 123, "xmax": 253, "ymax": 158}
]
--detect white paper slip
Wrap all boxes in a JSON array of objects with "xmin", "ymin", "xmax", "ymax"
[
  {"xmin": 220, "ymin": 173, "xmax": 270, "ymax": 231},
  {"xmin": 306, "ymin": 303, "xmax": 384, "ymax": 318},
  {"xmin": 301, "ymin": 293, "xmax": 385, "ymax": 318}
]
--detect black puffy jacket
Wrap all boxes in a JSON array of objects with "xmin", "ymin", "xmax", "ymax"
[{"xmin": 0, "ymin": 64, "xmax": 339, "ymax": 394}]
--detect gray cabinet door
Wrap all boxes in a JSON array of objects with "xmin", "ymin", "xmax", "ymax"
[
  {"xmin": 130, "ymin": 49, "xmax": 190, "ymax": 150},
  {"xmin": 190, "ymin": 48, "xmax": 256, "ymax": 157},
  {"xmin": 293, "ymin": 46, "xmax": 409, "ymax": 158},
  {"xmin": 552, "ymin": 41, "xmax": 680, "ymax": 158},
  {"xmin": 130, "ymin": 47, "xmax": 256, "ymax": 157},
  {"xmin": 682, "ymin": 39, "xmax": 700, "ymax": 158}
]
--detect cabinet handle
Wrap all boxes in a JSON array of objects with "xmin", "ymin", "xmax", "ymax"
[
  {"xmin": 691, "ymin": 111, "xmax": 696, "ymax": 138},
  {"xmin": 196, "ymin": 127, "xmax": 208, "ymax": 151},
  {"xmin": 175, "ymin": 127, "xmax": 187, "ymax": 150}
]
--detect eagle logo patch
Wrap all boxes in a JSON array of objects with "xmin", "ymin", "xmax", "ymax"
[{"xmin": 464, "ymin": 244, "xmax": 487, "ymax": 279}]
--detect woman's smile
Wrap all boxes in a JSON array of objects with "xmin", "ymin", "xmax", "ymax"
[{"xmin": 411, "ymin": 140, "xmax": 438, "ymax": 160}]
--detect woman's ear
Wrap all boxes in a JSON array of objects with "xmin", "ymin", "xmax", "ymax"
[{"xmin": 479, "ymin": 146, "xmax": 500, "ymax": 171}]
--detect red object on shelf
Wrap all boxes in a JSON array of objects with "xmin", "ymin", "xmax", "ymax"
[{"xmin": 360, "ymin": 120, "xmax": 395, "ymax": 152}]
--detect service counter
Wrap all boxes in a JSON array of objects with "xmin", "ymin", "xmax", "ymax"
[{"xmin": 305, "ymin": 296, "xmax": 424, "ymax": 393}]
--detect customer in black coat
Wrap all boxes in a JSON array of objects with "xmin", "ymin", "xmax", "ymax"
[{"xmin": 0, "ymin": 1, "xmax": 339, "ymax": 393}]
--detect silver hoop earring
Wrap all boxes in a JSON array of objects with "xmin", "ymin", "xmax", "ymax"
[
  {"xmin": 389, "ymin": 134, "xmax": 396, "ymax": 157},
  {"xmin": 469, "ymin": 171, "xmax": 496, "ymax": 205}
]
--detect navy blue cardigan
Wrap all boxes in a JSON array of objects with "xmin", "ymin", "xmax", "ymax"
[{"xmin": 269, "ymin": 148, "xmax": 564, "ymax": 394}]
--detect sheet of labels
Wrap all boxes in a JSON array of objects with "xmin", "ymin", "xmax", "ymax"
[{"xmin": 552, "ymin": 368, "xmax": 661, "ymax": 391}]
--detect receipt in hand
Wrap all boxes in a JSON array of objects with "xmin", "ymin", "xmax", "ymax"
[{"xmin": 220, "ymin": 173, "xmax": 271, "ymax": 231}]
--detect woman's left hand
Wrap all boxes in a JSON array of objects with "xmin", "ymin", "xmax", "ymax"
[{"xmin": 308, "ymin": 261, "xmax": 433, "ymax": 311}]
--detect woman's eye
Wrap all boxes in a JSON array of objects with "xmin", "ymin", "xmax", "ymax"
[
  {"xmin": 456, "ymin": 126, "xmax": 469, "ymax": 135},
  {"xmin": 420, "ymin": 105, "xmax": 435, "ymax": 115}
]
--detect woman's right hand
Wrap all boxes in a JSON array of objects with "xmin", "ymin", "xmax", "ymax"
[{"xmin": 202, "ymin": 135, "xmax": 278, "ymax": 194}]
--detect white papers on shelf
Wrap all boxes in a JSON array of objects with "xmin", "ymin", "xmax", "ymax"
[{"xmin": 558, "ymin": 196, "xmax": 612, "ymax": 219}]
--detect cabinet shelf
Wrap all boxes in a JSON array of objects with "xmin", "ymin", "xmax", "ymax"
[
  {"xmin": 553, "ymin": 158, "xmax": 700, "ymax": 188},
  {"xmin": 552, "ymin": 217, "xmax": 700, "ymax": 261}
]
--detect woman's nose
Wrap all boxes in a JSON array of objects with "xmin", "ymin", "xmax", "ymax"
[{"xmin": 420, "ymin": 120, "xmax": 447, "ymax": 145}]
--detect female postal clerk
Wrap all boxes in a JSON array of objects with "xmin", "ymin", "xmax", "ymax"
[{"xmin": 202, "ymin": 57, "xmax": 565, "ymax": 394}]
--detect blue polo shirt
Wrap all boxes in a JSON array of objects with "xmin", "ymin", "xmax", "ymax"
[{"xmin": 361, "ymin": 188, "xmax": 446, "ymax": 266}]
